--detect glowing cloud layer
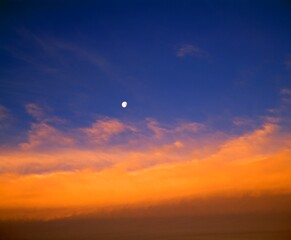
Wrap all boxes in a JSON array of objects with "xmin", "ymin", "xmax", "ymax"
[{"xmin": 0, "ymin": 104, "xmax": 290, "ymax": 220}]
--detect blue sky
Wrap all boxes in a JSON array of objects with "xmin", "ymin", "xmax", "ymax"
[{"xmin": 1, "ymin": 0, "xmax": 291, "ymax": 145}]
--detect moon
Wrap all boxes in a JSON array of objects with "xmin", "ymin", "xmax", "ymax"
[{"xmin": 121, "ymin": 101, "xmax": 127, "ymax": 108}]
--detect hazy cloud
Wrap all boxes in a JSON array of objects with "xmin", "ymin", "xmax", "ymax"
[
  {"xmin": 232, "ymin": 117, "xmax": 254, "ymax": 127},
  {"xmin": 25, "ymin": 103, "xmax": 45, "ymax": 121},
  {"xmin": 0, "ymin": 105, "xmax": 12, "ymax": 129},
  {"xmin": 280, "ymin": 88, "xmax": 291, "ymax": 106},
  {"xmin": 0, "ymin": 105, "xmax": 9, "ymax": 121},
  {"xmin": 285, "ymin": 59, "xmax": 291, "ymax": 69},
  {"xmin": 280, "ymin": 88, "xmax": 291, "ymax": 95},
  {"xmin": 176, "ymin": 44, "xmax": 206, "ymax": 57},
  {"xmin": 19, "ymin": 122, "xmax": 74, "ymax": 150},
  {"xmin": 83, "ymin": 118, "xmax": 136, "ymax": 143}
]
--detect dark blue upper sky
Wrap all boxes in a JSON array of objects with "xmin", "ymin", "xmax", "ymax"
[{"xmin": 1, "ymin": 0, "xmax": 291, "ymax": 140}]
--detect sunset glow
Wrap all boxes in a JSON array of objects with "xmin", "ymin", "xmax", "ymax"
[{"xmin": 0, "ymin": 114, "xmax": 290, "ymax": 219}]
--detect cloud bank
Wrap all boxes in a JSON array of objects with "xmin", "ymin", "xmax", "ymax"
[{"xmin": 0, "ymin": 103, "xmax": 290, "ymax": 219}]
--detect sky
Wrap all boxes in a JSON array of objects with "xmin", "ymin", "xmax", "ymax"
[{"xmin": 0, "ymin": 0, "xmax": 291, "ymax": 229}]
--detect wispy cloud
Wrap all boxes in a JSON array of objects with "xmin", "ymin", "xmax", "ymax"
[
  {"xmin": 285, "ymin": 58, "xmax": 291, "ymax": 69},
  {"xmin": 176, "ymin": 44, "xmax": 207, "ymax": 58},
  {"xmin": 0, "ymin": 105, "xmax": 9, "ymax": 121},
  {"xmin": 232, "ymin": 117, "xmax": 254, "ymax": 127},
  {"xmin": 280, "ymin": 88, "xmax": 291, "ymax": 106},
  {"xmin": 19, "ymin": 122, "xmax": 74, "ymax": 150},
  {"xmin": 0, "ymin": 105, "xmax": 12, "ymax": 129},
  {"xmin": 280, "ymin": 88, "xmax": 291, "ymax": 95},
  {"xmin": 2, "ymin": 29, "xmax": 113, "ymax": 78},
  {"xmin": 25, "ymin": 103, "xmax": 45, "ymax": 121},
  {"xmin": 5, "ymin": 29, "xmax": 142, "ymax": 99},
  {"xmin": 83, "ymin": 118, "xmax": 137, "ymax": 144},
  {"xmin": 145, "ymin": 118, "xmax": 204, "ymax": 140}
]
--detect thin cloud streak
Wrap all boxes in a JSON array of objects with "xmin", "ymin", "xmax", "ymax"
[
  {"xmin": 176, "ymin": 44, "xmax": 207, "ymax": 58},
  {"xmin": 0, "ymin": 105, "xmax": 10, "ymax": 126},
  {"xmin": 16, "ymin": 29, "xmax": 107, "ymax": 66},
  {"xmin": 280, "ymin": 88, "xmax": 291, "ymax": 107},
  {"xmin": 285, "ymin": 57, "xmax": 291, "ymax": 69},
  {"xmin": 8, "ymin": 30, "xmax": 136, "ymax": 93},
  {"xmin": 25, "ymin": 103, "xmax": 45, "ymax": 121},
  {"xmin": 280, "ymin": 88, "xmax": 291, "ymax": 95}
]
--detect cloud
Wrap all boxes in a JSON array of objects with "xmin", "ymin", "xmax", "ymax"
[
  {"xmin": 83, "ymin": 118, "xmax": 137, "ymax": 144},
  {"xmin": 0, "ymin": 105, "xmax": 12, "ymax": 129},
  {"xmin": 285, "ymin": 59, "xmax": 291, "ymax": 69},
  {"xmin": 25, "ymin": 103, "xmax": 45, "ymax": 121},
  {"xmin": 280, "ymin": 88, "xmax": 291, "ymax": 106},
  {"xmin": 173, "ymin": 121, "xmax": 204, "ymax": 133},
  {"xmin": 0, "ymin": 119, "xmax": 290, "ymax": 219},
  {"xmin": 20, "ymin": 103, "xmax": 72, "ymax": 150},
  {"xmin": 0, "ymin": 150, "xmax": 113, "ymax": 176},
  {"xmin": 12, "ymin": 30, "xmax": 113, "ymax": 77},
  {"xmin": 3, "ymin": 30, "xmax": 147, "ymax": 101},
  {"xmin": 145, "ymin": 118, "xmax": 204, "ymax": 140},
  {"xmin": 19, "ymin": 122, "xmax": 74, "ymax": 150},
  {"xmin": 0, "ymin": 107, "xmax": 291, "ymax": 219},
  {"xmin": 280, "ymin": 88, "xmax": 291, "ymax": 95},
  {"xmin": 176, "ymin": 44, "xmax": 206, "ymax": 57},
  {"xmin": 232, "ymin": 117, "xmax": 255, "ymax": 127},
  {"xmin": 146, "ymin": 118, "xmax": 167, "ymax": 139},
  {"xmin": 0, "ymin": 105, "xmax": 9, "ymax": 121}
]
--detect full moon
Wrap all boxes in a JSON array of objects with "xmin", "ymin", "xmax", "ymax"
[{"xmin": 121, "ymin": 101, "xmax": 127, "ymax": 108}]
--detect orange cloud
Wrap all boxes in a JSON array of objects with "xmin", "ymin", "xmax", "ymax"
[
  {"xmin": 0, "ymin": 115, "xmax": 290, "ymax": 220},
  {"xmin": 83, "ymin": 118, "xmax": 136, "ymax": 143},
  {"xmin": 19, "ymin": 122, "xmax": 74, "ymax": 150}
]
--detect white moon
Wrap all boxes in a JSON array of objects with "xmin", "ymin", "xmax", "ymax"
[{"xmin": 121, "ymin": 101, "xmax": 127, "ymax": 108}]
